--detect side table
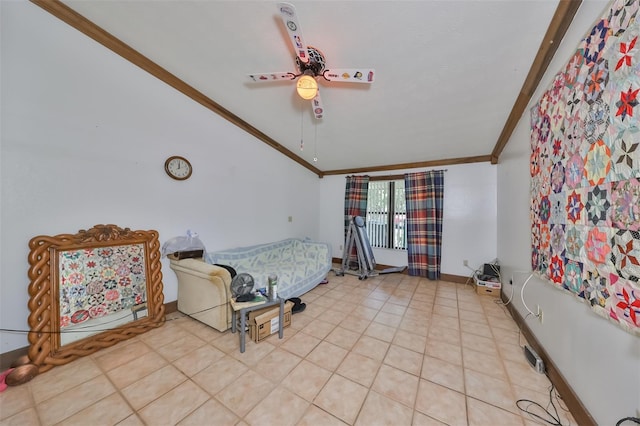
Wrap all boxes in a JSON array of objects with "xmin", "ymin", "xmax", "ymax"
[{"xmin": 230, "ymin": 296, "xmax": 285, "ymax": 353}]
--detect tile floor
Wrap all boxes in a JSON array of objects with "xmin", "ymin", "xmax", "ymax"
[{"xmin": 0, "ymin": 272, "xmax": 577, "ymax": 425}]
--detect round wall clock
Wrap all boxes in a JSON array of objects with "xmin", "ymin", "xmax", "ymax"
[{"xmin": 164, "ymin": 156, "xmax": 192, "ymax": 180}]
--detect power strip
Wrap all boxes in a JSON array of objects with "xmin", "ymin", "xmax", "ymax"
[{"xmin": 524, "ymin": 345, "xmax": 545, "ymax": 374}]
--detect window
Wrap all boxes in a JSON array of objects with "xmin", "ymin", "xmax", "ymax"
[{"xmin": 366, "ymin": 180, "xmax": 407, "ymax": 250}]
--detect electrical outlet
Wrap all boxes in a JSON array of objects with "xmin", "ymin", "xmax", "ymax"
[
  {"xmin": 463, "ymin": 259, "xmax": 469, "ymax": 267},
  {"xmin": 537, "ymin": 305, "xmax": 544, "ymax": 324}
]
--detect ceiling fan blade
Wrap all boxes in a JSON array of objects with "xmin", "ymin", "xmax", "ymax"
[
  {"xmin": 311, "ymin": 90, "xmax": 324, "ymax": 120},
  {"xmin": 323, "ymin": 68, "xmax": 375, "ymax": 83},
  {"xmin": 277, "ymin": 2, "xmax": 309, "ymax": 64},
  {"xmin": 248, "ymin": 72, "xmax": 296, "ymax": 82}
]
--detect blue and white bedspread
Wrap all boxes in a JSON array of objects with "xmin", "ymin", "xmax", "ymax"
[{"xmin": 205, "ymin": 238, "xmax": 332, "ymax": 300}]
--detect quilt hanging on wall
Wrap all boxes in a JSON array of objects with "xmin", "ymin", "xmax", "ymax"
[{"xmin": 530, "ymin": 0, "xmax": 640, "ymax": 336}]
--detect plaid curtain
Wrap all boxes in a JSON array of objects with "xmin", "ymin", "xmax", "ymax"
[
  {"xmin": 344, "ymin": 175, "xmax": 369, "ymax": 264},
  {"xmin": 404, "ymin": 170, "xmax": 445, "ymax": 279}
]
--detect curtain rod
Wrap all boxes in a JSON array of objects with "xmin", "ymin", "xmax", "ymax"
[{"xmin": 347, "ymin": 169, "xmax": 447, "ymax": 181}]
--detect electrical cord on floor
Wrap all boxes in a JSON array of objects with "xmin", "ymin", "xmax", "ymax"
[
  {"xmin": 616, "ymin": 417, "xmax": 640, "ymax": 425},
  {"xmin": 516, "ymin": 381, "xmax": 568, "ymax": 426}
]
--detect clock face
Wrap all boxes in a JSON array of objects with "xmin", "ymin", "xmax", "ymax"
[{"xmin": 164, "ymin": 156, "xmax": 192, "ymax": 180}]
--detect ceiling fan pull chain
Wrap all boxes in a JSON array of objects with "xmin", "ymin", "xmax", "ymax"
[
  {"xmin": 300, "ymin": 109, "xmax": 304, "ymax": 151},
  {"xmin": 313, "ymin": 121, "xmax": 318, "ymax": 162}
]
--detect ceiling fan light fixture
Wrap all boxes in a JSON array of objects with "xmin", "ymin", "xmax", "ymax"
[{"xmin": 296, "ymin": 75, "xmax": 318, "ymax": 100}]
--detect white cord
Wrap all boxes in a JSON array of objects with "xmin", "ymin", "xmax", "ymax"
[{"xmin": 520, "ymin": 272, "xmax": 539, "ymax": 318}]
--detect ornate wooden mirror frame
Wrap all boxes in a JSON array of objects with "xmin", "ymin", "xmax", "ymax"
[{"xmin": 27, "ymin": 224, "xmax": 165, "ymax": 372}]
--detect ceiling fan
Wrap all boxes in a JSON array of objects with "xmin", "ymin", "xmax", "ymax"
[{"xmin": 248, "ymin": 2, "xmax": 375, "ymax": 119}]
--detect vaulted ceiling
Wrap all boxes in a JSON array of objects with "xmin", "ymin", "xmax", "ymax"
[{"xmin": 35, "ymin": 0, "xmax": 583, "ymax": 176}]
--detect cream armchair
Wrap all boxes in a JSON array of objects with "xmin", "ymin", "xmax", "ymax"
[{"xmin": 169, "ymin": 258, "xmax": 232, "ymax": 331}]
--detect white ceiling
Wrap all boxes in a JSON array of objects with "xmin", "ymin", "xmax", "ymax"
[{"xmin": 60, "ymin": 0, "xmax": 561, "ymax": 173}]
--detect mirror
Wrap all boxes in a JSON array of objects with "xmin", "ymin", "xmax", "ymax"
[{"xmin": 27, "ymin": 224, "xmax": 165, "ymax": 372}]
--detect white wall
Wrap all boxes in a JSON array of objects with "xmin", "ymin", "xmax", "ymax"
[
  {"xmin": 318, "ymin": 162, "xmax": 497, "ymax": 277},
  {"xmin": 0, "ymin": 2, "xmax": 321, "ymax": 354},
  {"xmin": 497, "ymin": 1, "xmax": 640, "ymax": 424}
]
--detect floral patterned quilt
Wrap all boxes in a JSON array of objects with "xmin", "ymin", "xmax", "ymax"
[
  {"xmin": 58, "ymin": 244, "xmax": 147, "ymax": 329},
  {"xmin": 530, "ymin": 0, "xmax": 640, "ymax": 335}
]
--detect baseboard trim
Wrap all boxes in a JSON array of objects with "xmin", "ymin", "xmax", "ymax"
[
  {"xmin": 1, "ymin": 300, "xmax": 180, "ymax": 371},
  {"xmin": 501, "ymin": 293, "xmax": 596, "ymax": 426}
]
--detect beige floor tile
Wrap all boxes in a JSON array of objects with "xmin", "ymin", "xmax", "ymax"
[
  {"xmin": 459, "ymin": 309, "xmax": 488, "ymax": 324},
  {"xmin": 325, "ymin": 326, "xmax": 362, "ymax": 350},
  {"xmin": 306, "ymin": 341, "xmax": 349, "ymax": 371},
  {"xmin": 460, "ymin": 332, "xmax": 499, "ymax": 357},
  {"xmin": 210, "ymin": 331, "xmax": 244, "ymax": 353},
  {"xmin": 136, "ymin": 322, "xmax": 184, "ymax": 350},
  {"xmin": 215, "ymin": 369, "xmax": 274, "ymax": 417},
  {"xmin": 177, "ymin": 398, "xmax": 239, "ymax": 426},
  {"xmin": 290, "ymin": 312, "xmax": 315, "ymax": 330},
  {"xmin": 421, "ymin": 355, "xmax": 465, "ymax": 393},
  {"xmin": 244, "ymin": 385, "xmax": 309, "ymax": 426},
  {"xmin": 355, "ymin": 390, "xmax": 414, "ymax": 426},
  {"xmin": 117, "ymin": 413, "xmax": 144, "ymax": 426},
  {"xmin": 339, "ymin": 316, "xmax": 371, "ymax": 334},
  {"xmin": 138, "ymin": 380, "xmax": 209, "ymax": 425},
  {"xmin": 0, "ymin": 381, "xmax": 35, "ymax": 420},
  {"xmin": 380, "ymin": 303, "xmax": 407, "ymax": 316},
  {"xmin": 428, "ymin": 323, "xmax": 461, "ymax": 346},
  {"xmin": 373, "ymin": 311, "xmax": 403, "ymax": 327},
  {"xmin": 91, "ymin": 338, "xmax": 151, "ymax": 371},
  {"xmin": 155, "ymin": 332, "xmax": 206, "ymax": 362},
  {"xmin": 404, "ymin": 307, "xmax": 431, "ymax": 321},
  {"xmin": 301, "ymin": 302, "xmax": 328, "ymax": 318},
  {"xmin": 496, "ymin": 341, "xmax": 528, "ymax": 365},
  {"xmin": 425, "ymin": 338, "xmax": 462, "ymax": 366},
  {"xmin": 462, "ymin": 347, "xmax": 507, "ymax": 381},
  {"xmin": 0, "ymin": 407, "xmax": 40, "ymax": 426},
  {"xmin": 393, "ymin": 329, "xmax": 427, "ymax": 354},
  {"xmin": 372, "ymin": 364, "xmax": 419, "ymax": 408},
  {"xmin": 191, "ymin": 355, "xmax": 248, "ymax": 396},
  {"xmin": 415, "ymin": 379, "xmax": 467, "ymax": 426},
  {"xmin": 318, "ymin": 308, "xmax": 350, "ymax": 325},
  {"xmin": 458, "ymin": 300, "xmax": 485, "ymax": 314},
  {"xmin": 285, "ymin": 359, "xmax": 332, "ymax": 402},
  {"xmin": 172, "ymin": 343, "xmax": 226, "ymax": 377},
  {"xmin": 435, "ymin": 296, "xmax": 458, "ymax": 309},
  {"xmin": 107, "ymin": 350, "xmax": 168, "ymax": 388},
  {"xmin": 503, "ymin": 359, "xmax": 552, "ymax": 394},
  {"xmin": 365, "ymin": 321, "xmax": 397, "ymax": 342},
  {"xmin": 464, "ymin": 368, "xmax": 518, "ymax": 414},
  {"xmin": 176, "ymin": 317, "xmax": 224, "ymax": 342},
  {"xmin": 352, "ymin": 305, "xmax": 379, "ymax": 321},
  {"xmin": 467, "ymin": 396, "xmax": 524, "ymax": 426},
  {"xmin": 336, "ymin": 351, "xmax": 381, "ymax": 387},
  {"xmin": 384, "ymin": 345, "xmax": 423, "ymax": 376},
  {"xmin": 314, "ymin": 374, "xmax": 369, "ymax": 425},
  {"xmin": 121, "ymin": 364, "xmax": 187, "ymax": 411},
  {"xmin": 301, "ymin": 318, "xmax": 337, "ymax": 340},
  {"xmin": 429, "ymin": 313, "xmax": 460, "ymax": 330},
  {"xmin": 352, "ymin": 335, "xmax": 390, "ymax": 361},
  {"xmin": 412, "ymin": 410, "xmax": 448, "ymax": 425},
  {"xmin": 230, "ymin": 339, "xmax": 277, "ymax": 366},
  {"xmin": 361, "ymin": 298, "xmax": 386, "ymax": 310},
  {"xmin": 36, "ymin": 375, "xmax": 115, "ymax": 426},
  {"xmin": 460, "ymin": 319, "xmax": 493, "ymax": 338},
  {"xmin": 399, "ymin": 317, "xmax": 429, "ymax": 336},
  {"xmin": 57, "ymin": 392, "xmax": 132, "ymax": 426},
  {"xmin": 297, "ymin": 405, "xmax": 348, "ymax": 426},
  {"xmin": 255, "ymin": 347, "xmax": 302, "ymax": 383},
  {"xmin": 30, "ymin": 356, "xmax": 103, "ymax": 404},
  {"xmin": 280, "ymin": 331, "xmax": 322, "ymax": 358}
]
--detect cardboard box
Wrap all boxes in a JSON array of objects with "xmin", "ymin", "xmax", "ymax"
[
  {"xmin": 474, "ymin": 276, "xmax": 501, "ymax": 297},
  {"xmin": 248, "ymin": 301, "xmax": 293, "ymax": 342}
]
